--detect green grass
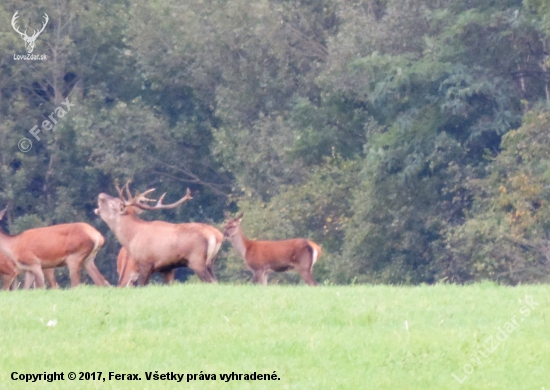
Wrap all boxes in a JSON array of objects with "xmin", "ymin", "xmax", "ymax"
[{"xmin": 0, "ymin": 283, "xmax": 548, "ymax": 389}]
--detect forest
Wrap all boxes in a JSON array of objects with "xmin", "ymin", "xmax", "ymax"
[{"xmin": 1, "ymin": 0, "xmax": 550, "ymax": 286}]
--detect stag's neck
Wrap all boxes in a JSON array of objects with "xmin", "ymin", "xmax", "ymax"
[
  {"xmin": 113, "ymin": 214, "xmax": 144, "ymax": 248},
  {"xmin": 229, "ymin": 226, "xmax": 251, "ymax": 259}
]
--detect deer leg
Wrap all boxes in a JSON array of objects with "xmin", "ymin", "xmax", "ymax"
[
  {"xmin": 9, "ymin": 276, "xmax": 20, "ymax": 290},
  {"xmin": 137, "ymin": 262, "xmax": 153, "ymax": 286},
  {"xmin": 296, "ymin": 250, "xmax": 317, "ymax": 286},
  {"xmin": 252, "ymin": 269, "xmax": 268, "ymax": 285},
  {"xmin": 23, "ymin": 271, "xmax": 34, "ymax": 289},
  {"xmin": 118, "ymin": 269, "xmax": 139, "ymax": 287},
  {"xmin": 2, "ymin": 274, "xmax": 16, "ymax": 291},
  {"xmin": 161, "ymin": 270, "xmax": 175, "ymax": 285},
  {"xmin": 206, "ymin": 265, "xmax": 217, "ymax": 283},
  {"xmin": 44, "ymin": 268, "xmax": 59, "ymax": 289},
  {"xmin": 66, "ymin": 254, "xmax": 83, "ymax": 287},
  {"xmin": 297, "ymin": 268, "xmax": 318, "ymax": 286},
  {"xmin": 117, "ymin": 251, "xmax": 138, "ymax": 287},
  {"xmin": 83, "ymin": 253, "xmax": 110, "ymax": 287},
  {"xmin": 192, "ymin": 264, "xmax": 216, "ymax": 283},
  {"xmin": 252, "ymin": 269, "xmax": 260, "ymax": 284},
  {"xmin": 28, "ymin": 264, "xmax": 45, "ymax": 288},
  {"xmin": 195, "ymin": 268, "xmax": 215, "ymax": 283},
  {"xmin": 188, "ymin": 253, "xmax": 216, "ymax": 283},
  {"xmin": 259, "ymin": 271, "xmax": 268, "ymax": 285}
]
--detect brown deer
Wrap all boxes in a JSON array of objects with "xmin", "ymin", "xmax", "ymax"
[
  {"xmin": 0, "ymin": 206, "xmax": 110, "ymax": 288},
  {"xmin": 223, "ymin": 212, "xmax": 321, "ymax": 286},
  {"xmin": 95, "ymin": 181, "xmax": 223, "ymax": 285}
]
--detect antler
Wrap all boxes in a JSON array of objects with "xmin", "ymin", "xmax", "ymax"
[
  {"xmin": 11, "ymin": 12, "xmax": 48, "ymax": 39},
  {"xmin": 115, "ymin": 179, "xmax": 132, "ymax": 202},
  {"xmin": 131, "ymin": 188, "xmax": 193, "ymax": 211},
  {"xmin": 114, "ymin": 180, "xmax": 192, "ymax": 210},
  {"xmin": 11, "ymin": 11, "xmax": 28, "ymax": 39}
]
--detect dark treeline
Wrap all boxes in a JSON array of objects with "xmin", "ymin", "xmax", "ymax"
[{"xmin": 1, "ymin": 0, "xmax": 550, "ymax": 285}]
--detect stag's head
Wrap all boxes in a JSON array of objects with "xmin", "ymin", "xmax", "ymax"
[
  {"xmin": 11, "ymin": 11, "xmax": 49, "ymax": 54},
  {"xmin": 94, "ymin": 180, "xmax": 192, "ymax": 228},
  {"xmin": 223, "ymin": 212, "xmax": 244, "ymax": 239}
]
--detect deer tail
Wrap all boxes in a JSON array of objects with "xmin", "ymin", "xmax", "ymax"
[{"xmin": 306, "ymin": 240, "xmax": 322, "ymax": 269}]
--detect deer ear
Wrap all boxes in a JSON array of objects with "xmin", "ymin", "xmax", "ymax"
[{"xmin": 235, "ymin": 211, "xmax": 244, "ymax": 223}]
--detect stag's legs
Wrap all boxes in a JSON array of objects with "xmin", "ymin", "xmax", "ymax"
[
  {"xmin": 161, "ymin": 270, "xmax": 175, "ymax": 285},
  {"xmin": 188, "ymin": 252, "xmax": 216, "ymax": 283},
  {"xmin": 137, "ymin": 262, "xmax": 154, "ymax": 286},
  {"xmin": 252, "ymin": 269, "xmax": 268, "ymax": 285},
  {"xmin": 206, "ymin": 265, "xmax": 217, "ymax": 283},
  {"xmin": 295, "ymin": 250, "xmax": 317, "ymax": 286},
  {"xmin": 83, "ymin": 250, "xmax": 110, "ymax": 286},
  {"xmin": 297, "ymin": 268, "xmax": 317, "ymax": 286},
  {"xmin": 195, "ymin": 268, "xmax": 216, "ymax": 283},
  {"xmin": 205, "ymin": 242, "xmax": 220, "ymax": 283},
  {"xmin": 191, "ymin": 264, "xmax": 216, "ymax": 283}
]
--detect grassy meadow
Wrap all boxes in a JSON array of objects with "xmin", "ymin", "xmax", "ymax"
[{"xmin": 0, "ymin": 283, "xmax": 548, "ymax": 389}]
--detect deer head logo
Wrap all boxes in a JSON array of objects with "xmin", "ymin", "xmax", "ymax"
[{"xmin": 11, "ymin": 11, "xmax": 49, "ymax": 54}]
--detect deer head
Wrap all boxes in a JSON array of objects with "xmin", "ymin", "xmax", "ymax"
[
  {"xmin": 223, "ymin": 212, "xmax": 244, "ymax": 239},
  {"xmin": 11, "ymin": 11, "xmax": 49, "ymax": 54},
  {"xmin": 94, "ymin": 180, "xmax": 193, "ymax": 228}
]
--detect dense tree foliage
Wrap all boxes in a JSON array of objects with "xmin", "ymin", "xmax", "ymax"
[{"xmin": 1, "ymin": 0, "xmax": 549, "ymax": 285}]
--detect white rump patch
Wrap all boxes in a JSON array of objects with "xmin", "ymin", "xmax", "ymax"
[
  {"xmin": 311, "ymin": 248, "xmax": 318, "ymax": 266},
  {"xmin": 206, "ymin": 234, "xmax": 218, "ymax": 266}
]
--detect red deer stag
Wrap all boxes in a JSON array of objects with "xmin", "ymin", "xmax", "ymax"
[
  {"xmin": 95, "ymin": 181, "xmax": 223, "ymax": 285},
  {"xmin": 0, "ymin": 206, "xmax": 110, "ymax": 288},
  {"xmin": 223, "ymin": 212, "xmax": 321, "ymax": 286}
]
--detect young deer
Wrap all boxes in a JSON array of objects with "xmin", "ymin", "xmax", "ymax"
[{"xmin": 223, "ymin": 212, "xmax": 321, "ymax": 286}]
